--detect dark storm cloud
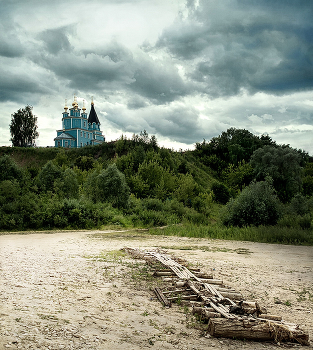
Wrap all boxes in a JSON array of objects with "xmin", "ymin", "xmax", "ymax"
[
  {"xmin": 129, "ymin": 57, "xmax": 189, "ymax": 104},
  {"xmin": 0, "ymin": 68, "xmax": 49, "ymax": 103},
  {"xmin": 127, "ymin": 96, "xmax": 150, "ymax": 110},
  {"xmin": 0, "ymin": 16, "xmax": 24, "ymax": 58},
  {"xmin": 0, "ymin": 33, "xmax": 24, "ymax": 58},
  {"xmin": 37, "ymin": 26, "xmax": 73, "ymax": 55},
  {"xmin": 33, "ymin": 32, "xmax": 190, "ymax": 105},
  {"xmin": 146, "ymin": 106, "xmax": 200, "ymax": 143},
  {"xmin": 32, "ymin": 40, "xmax": 135, "ymax": 91},
  {"xmin": 155, "ymin": 0, "xmax": 313, "ymax": 97}
]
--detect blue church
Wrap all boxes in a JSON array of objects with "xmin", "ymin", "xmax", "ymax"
[{"xmin": 54, "ymin": 97, "xmax": 105, "ymax": 148}]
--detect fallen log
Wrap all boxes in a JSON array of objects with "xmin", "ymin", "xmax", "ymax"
[
  {"xmin": 192, "ymin": 306, "xmax": 215, "ymax": 314},
  {"xmin": 219, "ymin": 291, "xmax": 242, "ymax": 300},
  {"xmin": 208, "ymin": 318, "xmax": 310, "ymax": 346},
  {"xmin": 192, "ymin": 307, "xmax": 221, "ymax": 320}
]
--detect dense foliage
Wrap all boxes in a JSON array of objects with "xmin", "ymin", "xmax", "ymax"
[
  {"xmin": 0, "ymin": 128, "xmax": 312, "ymax": 244},
  {"xmin": 222, "ymin": 181, "xmax": 281, "ymax": 227}
]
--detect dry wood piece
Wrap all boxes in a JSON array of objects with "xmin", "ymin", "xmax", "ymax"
[
  {"xmin": 208, "ymin": 318, "xmax": 310, "ymax": 345},
  {"xmin": 154, "ymin": 287, "xmax": 171, "ymax": 307},
  {"xmin": 192, "ymin": 306, "xmax": 215, "ymax": 314},
  {"xmin": 192, "ymin": 307, "xmax": 221, "ymax": 320},
  {"xmin": 219, "ymin": 291, "xmax": 242, "ymax": 300},
  {"xmin": 259, "ymin": 314, "xmax": 282, "ymax": 321},
  {"xmin": 193, "ymin": 272, "xmax": 214, "ymax": 279}
]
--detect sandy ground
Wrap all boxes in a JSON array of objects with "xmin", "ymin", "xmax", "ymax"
[{"xmin": 0, "ymin": 230, "xmax": 312, "ymax": 350}]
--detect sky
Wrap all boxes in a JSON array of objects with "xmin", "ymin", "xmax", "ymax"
[{"xmin": 1, "ymin": 0, "xmax": 313, "ymax": 153}]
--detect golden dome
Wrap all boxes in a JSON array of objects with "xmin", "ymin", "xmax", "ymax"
[{"xmin": 72, "ymin": 95, "xmax": 78, "ymax": 107}]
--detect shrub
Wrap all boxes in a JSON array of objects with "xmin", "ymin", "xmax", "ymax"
[
  {"xmin": 54, "ymin": 168, "xmax": 79, "ymax": 199},
  {"xmin": 86, "ymin": 164, "xmax": 130, "ymax": 208},
  {"xmin": 289, "ymin": 193, "xmax": 309, "ymax": 216},
  {"xmin": 0, "ymin": 155, "xmax": 23, "ymax": 182},
  {"xmin": 211, "ymin": 182, "xmax": 231, "ymax": 204},
  {"xmin": 36, "ymin": 160, "xmax": 63, "ymax": 192},
  {"xmin": 142, "ymin": 198, "xmax": 164, "ymax": 211},
  {"xmin": 222, "ymin": 181, "xmax": 281, "ymax": 227},
  {"xmin": 277, "ymin": 214, "xmax": 312, "ymax": 230},
  {"xmin": 135, "ymin": 209, "xmax": 176, "ymax": 227}
]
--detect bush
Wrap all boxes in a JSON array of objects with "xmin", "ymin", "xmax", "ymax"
[
  {"xmin": 36, "ymin": 160, "xmax": 63, "ymax": 192},
  {"xmin": 0, "ymin": 155, "xmax": 23, "ymax": 182},
  {"xmin": 277, "ymin": 214, "xmax": 312, "ymax": 230},
  {"xmin": 211, "ymin": 182, "xmax": 231, "ymax": 204},
  {"xmin": 142, "ymin": 198, "xmax": 164, "ymax": 211},
  {"xmin": 86, "ymin": 164, "xmax": 130, "ymax": 208},
  {"xmin": 135, "ymin": 210, "xmax": 169, "ymax": 227},
  {"xmin": 222, "ymin": 181, "xmax": 281, "ymax": 227},
  {"xmin": 289, "ymin": 193, "xmax": 309, "ymax": 216},
  {"xmin": 54, "ymin": 168, "xmax": 79, "ymax": 199}
]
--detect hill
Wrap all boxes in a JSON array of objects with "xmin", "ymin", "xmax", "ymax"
[{"xmin": 0, "ymin": 129, "xmax": 312, "ymax": 245}]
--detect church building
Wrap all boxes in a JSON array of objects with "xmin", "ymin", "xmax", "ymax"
[{"xmin": 54, "ymin": 97, "xmax": 105, "ymax": 148}]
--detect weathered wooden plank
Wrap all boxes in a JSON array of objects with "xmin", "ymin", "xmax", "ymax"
[{"xmin": 154, "ymin": 287, "xmax": 171, "ymax": 307}]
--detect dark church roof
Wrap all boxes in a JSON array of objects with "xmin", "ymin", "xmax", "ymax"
[{"xmin": 88, "ymin": 103, "xmax": 100, "ymax": 124}]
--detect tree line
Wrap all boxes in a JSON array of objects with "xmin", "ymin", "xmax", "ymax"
[{"xmin": 3, "ymin": 105, "xmax": 313, "ymax": 238}]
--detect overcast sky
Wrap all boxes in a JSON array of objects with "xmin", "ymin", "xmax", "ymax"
[{"xmin": 1, "ymin": 0, "xmax": 313, "ymax": 153}]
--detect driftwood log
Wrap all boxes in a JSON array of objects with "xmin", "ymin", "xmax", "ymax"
[{"xmin": 208, "ymin": 318, "xmax": 310, "ymax": 346}]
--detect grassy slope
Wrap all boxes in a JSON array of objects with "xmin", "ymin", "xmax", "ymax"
[{"xmin": 2, "ymin": 144, "xmax": 312, "ymax": 245}]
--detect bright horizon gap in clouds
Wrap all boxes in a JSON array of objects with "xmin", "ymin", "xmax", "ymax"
[{"xmin": 0, "ymin": 0, "xmax": 312, "ymax": 154}]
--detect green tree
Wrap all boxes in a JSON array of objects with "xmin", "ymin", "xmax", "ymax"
[
  {"xmin": 0, "ymin": 155, "xmax": 23, "ymax": 182},
  {"xmin": 222, "ymin": 161, "xmax": 254, "ymax": 191},
  {"xmin": 10, "ymin": 105, "xmax": 39, "ymax": 147},
  {"xmin": 173, "ymin": 174, "xmax": 199, "ymax": 206},
  {"xmin": 211, "ymin": 182, "xmax": 231, "ymax": 204},
  {"xmin": 36, "ymin": 160, "xmax": 63, "ymax": 192},
  {"xmin": 74, "ymin": 156, "xmax": 95, "ymax": 171},
  {"xmin": 222, "ymin": 181, "xmax": 281, "ymax": 227},
  {"xmin": 195, "ymin": 128, "xmax": 274, "ymax": 169},
  {"xmin": 54, "ymin": 168, "xmax": 79, "ymax": 199},
  {"xmin": 250, "ymin": 145, "xmax": 302, "ymax": 202},
  {"xmin": 87, "ymin": 164, "xmax": 130, "ymax": 208}
]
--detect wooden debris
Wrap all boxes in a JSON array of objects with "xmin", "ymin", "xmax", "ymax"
[
  {"xmin": 122, "ymin": 247, "xmax": 310, "ymax": 346},
  {"xmin": 208, "ymin": 318, "xmax": 310, "ymax": 346},
  {"xmin": 154, "ymin": 287, "xmax": 171, "ymax": 307},
  {"xmin": 259, "ymin": 314, "xmax": 282, "ymax": 321}
]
